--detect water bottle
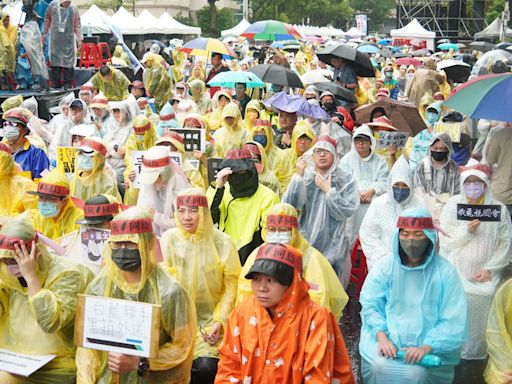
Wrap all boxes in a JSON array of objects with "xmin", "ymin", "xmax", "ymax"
[{"xmin": 395, "ymin": 350, "xmax": 442, "ymax": 368}]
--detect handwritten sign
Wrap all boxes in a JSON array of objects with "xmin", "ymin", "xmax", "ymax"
[
  {"xmin": 170, "ymin": 128, "xmax": 206, "ymax": 152},
  {"xmin": 0, "ymin": 349, "xmax": 56, "ymax": 377},
  {"xmin": 435, "ymin": 122, "xmax": 461, "ymax": 143},
  {"xmin": 74, "ymin": 295, "xmax": 161, "ymax": 358},
  {"xmin": 80, "ymin": 227, "xmax": 110, "ymax": 266},
  {"xmin": 57, "ymin": 147, "xmax": 78, "ymax": 174},
  {"xmin": 207, "ymin": 157, "xmax": 224, "ymax": 185},
  {"xmin": 456, "ymin": 204, "xmax": 502, "ymax": 222},
  {"xmin": 377, "ymin": 131, "xmax": 409, "ymax": 148}
]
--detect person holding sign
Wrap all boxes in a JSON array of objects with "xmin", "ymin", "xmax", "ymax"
[
  {"xmin": 215, "ymin": 243, "xmax": 355, "ymax": 384},
  {"xmin": 76, "ymin": 206, "xmax": 196, "ymax": 383},
  {"xmin": 359, "ymin": 209, "xmax": 467, "ymax": 384},
  {"xmin": 439, "ymin": 165, "xmax": 511, "ymax": 371},
  {"xmin": 367, "ymin": 116, "xmax": 402, "ymax": 168},
  {"xmin": 0, "ymin": 215, "xmax": 83, "ymax": 383},
  {"xmin": 161, "ymin": 189, "xmax": 241, "ymax": 384},
  {"xmin": 242, "ymin": 141, "xmax": 281, "ymax": 197},
  {"xmin": 70, "ymin": 137, "xmax": 121, "ymax": 202},
  {"xmin": 28, "ymin": 169, "xmax": 83, "ymax": 240}
]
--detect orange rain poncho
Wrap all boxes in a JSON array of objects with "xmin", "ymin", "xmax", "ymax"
[{"xmin": 215, "ymin": 244, "xmax": 355, "ymax": 384}]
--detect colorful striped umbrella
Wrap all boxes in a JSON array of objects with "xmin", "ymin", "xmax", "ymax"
[
  {"xmin": 444, "ymin": 73, "xmax": 512, "ymax": 121},
  {"xmin": 241, "ymin": 20, "xmax": 301, "ymax": 41},
  {"xmin": 179, "ymin": 38, "xmax": 237, "ymax": 58}
]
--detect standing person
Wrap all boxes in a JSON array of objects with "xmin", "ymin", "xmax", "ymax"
[
  {"xmin": 189, "ymin": 80, "xmax": 212, "ymax": 116},
  {"xmin": 90, "ymin": 65, "xmax": 130, "ymax": 102},
  {"xmin": 205, "ymin": 53, "xmax": 230, "ymax": 98},
  {"xmin": 141, "ymin": 53, "xmax": 173, "ymax": 113},
  {"xmin": 42, "ymin": 0, "xmax": 82, "ymax": 89},
  {"xmin": 331, "ymin": 57, "xmax": 358, "ymax": 94},
  {"xmin": 161, "ymin": 189, "xmax": 241, "ymax": 384},
  {"xmin": 406, "ymin": 59, "xmax": 443, "ymax": 109},
  {"xmin": 75, "ymin": 207, "xmax": 196, "ymax": 383},
  {"xmin": 283, "ymin": 136, "xmax": 359, "ymax": 286},
  {"xmin": 359, "ymin": 209, "xmax": 468, "ymax": 384},
  {"xmin": 215, "ymin": 243, "xmax": 355, "ymax": 384},
  {"xmin": 0, "ymin": 12, "xmax": 17, "ymax": 90}
]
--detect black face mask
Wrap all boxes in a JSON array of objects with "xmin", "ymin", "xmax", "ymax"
[
  {"xmin": 431, "ymin": 150, "xmax": 449, "ymax": 162},
  {"xmin": 228, "ymin": 170, "xmax": 259, "ymax": 198},
  {"xmin": 322, "ymin": 102, "xmax": 336, "ymax": 112},
  {"xmin": 111, "ymin": 248, "xmax": 142, "ymax": 271}
]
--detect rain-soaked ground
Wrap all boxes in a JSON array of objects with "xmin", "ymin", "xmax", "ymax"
[{"xmin": 340, "ymin": 263, "xmax": 512, "ymax": 384}]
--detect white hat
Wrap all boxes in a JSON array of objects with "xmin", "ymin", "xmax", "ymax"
[
  {"xmin": 139, "ymin": 146, "xmax": 171, "ymax": 185},
  {"xmin": 70, "ymin": 124, "xmax": 95, "ymax": 137}
]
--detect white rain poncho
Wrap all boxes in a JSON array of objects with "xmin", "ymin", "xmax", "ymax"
[
  {"xmin": 413, "ymin": 132, "xmax": 460, "ymax": 221},
  {"xmin": 359, "ymin": 155, "xmax": 425, "ymax": 269},
  {"xmin": 340, "ymin": 125, "xmax": 389, "ymax": 248},
  {"xmin": 283, "ymin": 137, "xmax": 359, "ymax": 287},
  {"xmin": 359, "ymin": 208, "xmax": 468, "ymax": 384},
  {"xmin": 439, "ymin": 166, "xmax": 512, "ymax": 359},
  {"xmin": 102, "ymin": 101, "xmax": 133, "ymax": 172}
]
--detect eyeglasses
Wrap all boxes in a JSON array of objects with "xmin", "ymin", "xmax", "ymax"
[{"xmin": 313, "ymin": 148, "xmax": 329, "ymax": 154}]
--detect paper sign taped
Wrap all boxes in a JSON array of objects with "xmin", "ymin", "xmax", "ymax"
[
  {"xmin": 456, "ymin": 204, "xmax": 502, "ymax": 222},
  {"xmin": 0, "ymin": 349, "xmax": 56, "ymax": 377},
  {"xmin": 80, "ymin": 227, "xmax": 110, "ymax": 266},
  {"xmin": 377, "ymin": 131, "xmax": 409, "ymax": 148},
  {"xmin": 435, "ymin": 122, "xmax": 462, "ymax": 143},
  {"xmin": 130, "ymin": 151, "xmax": 145, "ymax": 189},
  {"xmin": 57, "ymin": 147, "xmax": 79, "ymax": 174}
]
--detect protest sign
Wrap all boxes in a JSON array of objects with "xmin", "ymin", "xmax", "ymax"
[
  {"xmin": 207, "ymin": 158, "xmax": 224, "ymax": 185},
  {"xmin": 170, "ymin": 128, "xmax": 206, "ymax": 152},
  {"xmin": 80, "ymin": 227, "xmax": 110, "ymax": 266},
  {"xmin": 0, "ymin": 349, "xmax": 56, "ymax": 377},
  {"xmin": 377, "ymin": 131, "xmax": 409, "ymax": 148},
  {"xmin": 456, "ymin": 204, "xmax": 502, "ymax": 222},
  {"xmin": 169, "ymin": 151, "xmax": 182, "ymax": 166},
  {"xmin": 435, "ymin": 122, "xmax": 462, "ymax": 143},
  {"xmin": 57, "ymin": 147, "xmax": 78, "ymax": 174},
  {"xmin": 74, "ymin": 295, "xmax": 161, "ymax": 358}
]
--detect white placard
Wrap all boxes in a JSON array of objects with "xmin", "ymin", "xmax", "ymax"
[
  {"xmin": 80, "ymin": 227, "xmax": 110, "ymax": 266},
  {"xmin": 130, "ymin": 150, "xmax": 145, "ymax": 189},
  {"xmin": 0, "ymin": 349, "xmax": 56, "ymax": 377},
  {"xmin": 82, "ymin": 296, "xmax": 156, "ymax": 358},
  {"xmin": 377, "ymin": 131, "xmax": 409, "ymax": 148},
  {"xmin": 169, "ymin": 151, "xmax": 182, "ymax": 166}
]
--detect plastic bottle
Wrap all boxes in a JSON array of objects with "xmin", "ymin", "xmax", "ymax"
[{"xmin": 395, "ymin": 350, "xmax": 442, "ymax": 368}]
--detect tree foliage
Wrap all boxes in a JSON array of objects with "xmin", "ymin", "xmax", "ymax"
[
  {"xmin": 93, "ymin": 0, "xmax": 135, "ymax": 13},
  {"xmin": 197, "ymin": 6, "xmax": 236, "ymax": 37},
  {"xmin": 485, "ymin": 0, "xmax": 507, "ymax": 24},
  {"xmin": 349, "ymin": 0, "xmax": 394, "ymax": 31}
]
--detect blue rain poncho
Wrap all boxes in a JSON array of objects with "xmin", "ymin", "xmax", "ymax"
[
  {"xmin": 407, "ymin": 101, "xmax": 442, "ymax": 170},
  {"xmin": 359, "ymin": 208, "xmax": 467, "ymax": 384}
]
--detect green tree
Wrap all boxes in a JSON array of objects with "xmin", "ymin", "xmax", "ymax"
[
  {"xmin": 93, "ymin": 0, "xmax": 135, "ymax": 13},
  {"xmin": 485, "ymin": 0, "xmax": 506, "ymax": 23},
  {"xmin": 197, "ymin": 6, "xmax": 236, "ymax": 37},
  {"xmin": 349, "ymin": 0, "xmax": 394, "ymax": 31}
]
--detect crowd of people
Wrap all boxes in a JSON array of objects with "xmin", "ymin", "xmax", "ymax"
[{"xmin": 0, "ymin": 14, "xmax": 511, "ymax": 384}]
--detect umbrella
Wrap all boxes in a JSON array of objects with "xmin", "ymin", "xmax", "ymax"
[
  {"xmin": 354, "ymin": 98, "xmax": 427, "ymax": 136},
  {"xmin": 263, "ymin": 91, "xmax": 331, "ymax": 120},
  {"xmin": 392, "ymin": 52, "xmax": 407, "ymax": 58},
  {"xmin": 357, "ymin": 44, "xmax": 381, "ymax": 54},
  {"xmin": 380, "ymin": 49, "xmax": 393, "ymax": 58},
  {"xmin": 249, "ymin": 64, "xmax": 303, "ymax": 88},
  {"xmin": 378, "ymin": 38, "xmax": 393, "ymax": 46},
  {"xmin": 312, "ymin": 82, "xmax": 357, "ymax": 103},
  {"xmin": 410, "ymin": 49, "xmax": 432, "ymax": 57},
  {"xmin": 469, "ymin": 41, "xmax": 496, "ymax": 53},
  {"xmin": 437, "ymin": 59, "xmax": 471, "ymax": 83},
  {"xmin": 241, "ymin": 20, "xmax": 301, "ymax": 41},
  {"xmin": 443, "ymin": 73, "xmax": 512, "ymax": 121},
  {"xmin": 317, "ymin": 44, "xmax": 375, "ymax": 77},
  {"xmin": 395, "ymin": 57, "xmax": 422, "ymax": 67},
  {"xmin": 497, "ymin": 42, "xmax": 512, "ymax": 50},
  {"xmin": 438, "ymin": 38, "xmax": 451, "ymax": 44},
  {"xmin": 300, "ymin": 69, "xmax": 333, "ymax": 85},
  {"xmin": 180, "ymin": 38, "xmax": 237, "ymax": 58},
  {"xmin": 457, "ymin": 43, "xmax": 467, "ymax": 49},
  {"xmin": 437, "ymin": 43, "xmax": 459, "ymax": 51},
  {"xmin": 207, "ymin": 71, "xmax": 265, "ymax": 88}
]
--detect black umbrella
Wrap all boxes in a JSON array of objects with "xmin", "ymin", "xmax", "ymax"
[
  {"xmin": 312, "ymin": 82, "xmax": 356, "ymax": 103},
  {"xmin": 317, "ymin": 44, "xmax": 375, "ymax": 77},
  {"xmin": 249, "ymin": 64, "xmax": 304, "ymax": 88},
  {"xmin": 496, "ymin": 42, "xmax": 512, "ymax": 50},
  {"xmin": 469, "ymin": 41, "xmax": 496, "ymax": 53},
  {"xmin": 437, "ymin": 60, "xmax": 472, "ymax": 83}
]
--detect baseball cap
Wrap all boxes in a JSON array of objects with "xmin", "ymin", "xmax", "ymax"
[
  {"xmin": 139, "ymin": 146, "xmax": 171, "ymax": 185},
  {"xmin": 69, "ymin": 99, "xmax": 85, "ymax": 110},
  {"xmin": 76, "ymin": 194, "xmax": 120, "ymax": 225}
]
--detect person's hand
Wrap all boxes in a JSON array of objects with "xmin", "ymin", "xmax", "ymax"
[
  {"xmin": 389, "ymin": 144, "xmax": 398, "ymax": 156},
  {"xmin": 502, "ymin": 371, "xmax": 512, "ymax": 384},
  {"xmin": 377, "ymin": 332, "xmax": 397, "ymax": 359},
  {"xmin": 281, "ymin": 132, "xmax": 292, "ymax": 146},
  {"xmin": 192, "ymin": 150, "xmax": 207, "ymax": 165},
  {"xmin": 128, "ymin": 170, "xmax": 136, "ymax": 182},
  {"xmin": 296, "ymin": 156, "xmax": 306, "ymax": 177},
  {"xmin": 315, "ymin": 174, "xmax": 332, "ymax": 193},
  {"xmin": 337, "ymin": 81, "xmax": 346, "ymax": 88},
  {"xmin": 467, "ymin": 219, "xmax": 481, "ymax": 234},
  {"xmin": 13, "ymin": 241, "xmax": 40, "ymax": 282},
  {"xmin": 472, "ymin": 269, "xmax": 491, "ymax": 283},
  {"xmin": 202, "ymin": 322, "xmax": 222, "ymax": 346},
  {"xmin": 402, "ymin": 345, "xmax": 432, "ymax": 364},
  {"xmin": 360, "ymin": 189, "xmax": 375, "ymax": 203},
  {"xmin": 107, "ymin": 352, "xmax": 140, "ymax": 374},
  {"xmin": 216, "ymin": 167, "xmax": 232, "ymax": 188},
  {"xmin": 77, "ymin": 40, "xmax": 83, "ymax": 52},
  {"xmin": 331, "ymin": 116, "xmax": 341, "ymax": 124}
]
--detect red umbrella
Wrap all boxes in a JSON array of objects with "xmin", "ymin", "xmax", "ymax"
[{"xmin": 395, "ymin": 57, "xmax": 423, "ymax": 67}]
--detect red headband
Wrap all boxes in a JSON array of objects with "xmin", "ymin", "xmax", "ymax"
[
  {"xmin": 110, "ymin": 218, "xmax": 153, "ymax": 235},
  {"xmin": 315, "ymin": 135, "xmax": 337, "ymax": 148},
  {"xmin": 243, "ymin": 143, "xmax": 261, "ymax": 155},
  {"xmin": 164, "ymin": 131, "xmax": 184, "ymax": 144},
  {"xmin": 255, "ymin": 119, "xmax": 271, "ymax": 127},
  {"xmin": 81, "ymin": 138, "xmax": 107, "ymax": 157},
  {"xmin": 160, "ymin": 113, "xmax": 176, "ymax": 121},
  {"xmin": 459, "ymin": 163, "xmax": 493, "ymax": 179},
  {"xmin": 134, "ymin": 123, "xmax": 151, "ymax": 134},
  {"xmin": 176, "ymin": 195, "xmax": 208, "ymax": 208},
  {"xmin": 84, "ymin": 203, "xmax": 120, "ymax": 217},
  {"xmin": 267, "ymin": 214, "xmax": 299, "ymax": 229},
  {"xmin": 0, "ymin": 233, "xmax": 36, "ymax": 251},
  {"xmin": 397, "ymin": 216, "xmax": 435, "ymax": 230},
  {"xmin": 256, "ymin": 244, "xmax": 302, "ymax": 273},
  {"xmin": 92, "ymin": 97, "xmax": 108, "ymax": 105},
  {"xmin": 225, "ymin": 148, "xmax": 252, "ymax": 160},
  {"xmin": 142, "ymin": 156, "xmax": 170, "ymax": 168},
  {"xmin": 0, "ymin": 142, "xmax": 12, "ymax": 155},
  {"xmin": 37, "ymin": 182, "xmax": 69, "ymax": 197}
]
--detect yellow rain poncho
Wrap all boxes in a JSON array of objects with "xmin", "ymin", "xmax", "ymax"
[
  {"xmin": 484, "ymin": 277, "xmax": 512, "ymax": 384},
  {"xmin": 439, "ymin": 70, "xmax": 452, "ymax": 100},
  {"xmin": 1, "ymin": 95, "xmax": 22, "ymax": 113},
  {"xmin": 76, "ymin": 207, "xmax": 196, "ymax": 384},
  {"xmin": 69, "ymin": 137, "xmax": 121, "ymax": 202},
  {"xmin": 243, "ymin": 141, "xmax": 281, "ymax": 197},
  {"xmin": 0, "ymin": 144, "xmax": 37, "ymax": 217},
  {"xmin": 161, "ymin": 188, "xmax": 241, "ymax": 359},
  {"xmin": 30, "ymin": 169, "xmax": 83, "ymax": 239},
  {"xmin": 143, "ymin": 53, "xmax": 173, "ymax": 113},
  {"xmin": 206, "ymin": 91, "xmax": 232, "ymax": 135},
  {"xmin": 90, "ymin": 66, "xmax": 130, "ymax": 101},
  {"xmin": 172, "ymin": 49, "xmax": 186, "ymax": 83},
  {"xmin": 212, "ymin": 102, "xmax": 249, "ymax": 157},
  {"xmin": 111, "ymin": 45, "xmax": 129, "ymax": 67},
  {"xmin": 124, "ymin": 115, "xmax": 159, "ymax": 205},
  {"xmin": 0, "ymin": 12, "xmax": 17, "ymax": 73},
  {"xmin": 243, "ymin": 99, "xmax": 261, "ymax": 133},
  {"xmin": 236, "ymin": 203, "xmax": 348, "ymax": 319},
  {"xmin": 0, "ymin": 215, "xmax": 83, "ymax": 384}
]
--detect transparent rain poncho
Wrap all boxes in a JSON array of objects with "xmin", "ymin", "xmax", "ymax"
[{"xmin": 212, "ymin": 102, "xmax": 249, "ymax": 158}]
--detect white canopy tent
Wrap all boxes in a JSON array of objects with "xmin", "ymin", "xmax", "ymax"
[
  {"xmin": 111, "ymin": 7, "xmax": 144, "ymax": 35},
  {"xmin": 291, "ymin": 24, "xmax": 345, "ymax": 38},
  {"xmin": 136, "ymin": 9, "xmax": 164, "ymax": 34},
  {"xmin": 221, "ymin": 18, "xmax": 251, "ymax": 36},
  {"xmin": 391, "ymin": 18, "xmax": 436, "ymax": 50},
  {"xmin": 158, "ymin": 12, "xmax": 201, "ymax": 35},
  {"xmin": 81, "ymin": 5, "xmax": 112, "ymax": 35},
  {"xmin": 475, "ymin": 17, "xmax": 512, "ymax": 40},
  {"xmin": 345, "ymin": 26, "xmax": 364, "ymax": 39}
]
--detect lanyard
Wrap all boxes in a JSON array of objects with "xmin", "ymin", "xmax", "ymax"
[{"xmin": 57, "ymin": 5, "xmax": 70, "ymax": 25}]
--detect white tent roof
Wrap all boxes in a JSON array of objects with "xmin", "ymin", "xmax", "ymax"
[
  {"xmin": 291, "ymin": 24, "xmax": 345, "ymax": 38},
  {"xmin": 111, "ymin": 7, "xmax": 144, "ymax": 35},
  {"xmin": 81, "ymin": 5, "xmax": 111, "ymax": 34},
  {"xmin": 136, "ymin": 9, "xmax": 164, "ymax": 34},
  {"xmin": 221, "ymin": 18, "xmax": 251, "ymax": 36},
  {"xmin": 158, "ymin": 12, "xmax": 201, "ymax": 35},
  {"xmin": 390, "ymin": 18, "xmax": 435, "ymax": 39},
  {"xmin": 345, "ymin": 27, "xmax": 364, "ymax": 38},
  {"xmin": 475, "ymin": 17, "xmax": 512, "ymax": 40}
]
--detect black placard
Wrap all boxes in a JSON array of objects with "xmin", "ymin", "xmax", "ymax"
[
  {"xmin": 170, "ymin": 128, "xmax": 205, "ymax": 152},
  {"xmin": 456, "ymin": 204, "xmax": 502, "ymax": 222},
  {"xmin": 207, "ymin": 158, "xmax": 224, "ymax": 185}
]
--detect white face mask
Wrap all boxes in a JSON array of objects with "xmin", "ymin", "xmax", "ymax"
[
  {"xmin": 136, "ymin": 134, "xmax": 145, "ymax": 141},
  {"xmin": 266, "ymin": 231, "xmax": 292, "ymax": 244},
  {"xmin": 77, "ymin": 154, "xmax": 94, "ymax": 171}
]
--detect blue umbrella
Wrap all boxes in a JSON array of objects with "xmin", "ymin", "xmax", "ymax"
[
  {"xmin": 357, "ymin": 45, "xmax": 381, "ymax": 54},
  {"xmin": 378, "ymin": 38, "xmax": 393, "ymax": 46},
  {"xmin": 437, "ymin": 43, "xmax": 459, "ymax": 51},
  {"xmin": 207, "ymin": 71, "xmax": 265, "ymax": 88}
]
